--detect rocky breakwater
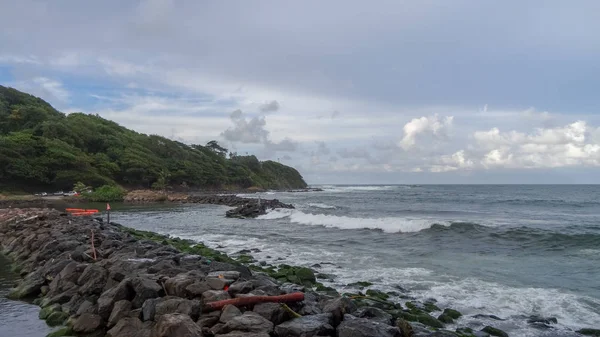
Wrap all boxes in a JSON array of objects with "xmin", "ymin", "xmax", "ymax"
[
  {"xmin": 1, "ymin": 207, "xmax": 547, "ymax": 337},
  {"xmin": 185, "ymin": 195, "xmax": 294, "ymax": 219}
]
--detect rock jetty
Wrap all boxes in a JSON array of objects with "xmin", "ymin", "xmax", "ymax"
[{"xmin": 2, "ymin": 207, "xmax": 574, "ymax": 337}]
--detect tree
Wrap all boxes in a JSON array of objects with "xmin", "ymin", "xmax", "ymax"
[
  {"xmin": 152, "ymin": 169, "xmax": 171, "ymax": 194},
  {"xmin": 73, "ymin": 181, "xmax": 90, "ymax": 193},
  {"xmin": 206, "ymin": 140, "xmax": 228, "ymax": 157}
]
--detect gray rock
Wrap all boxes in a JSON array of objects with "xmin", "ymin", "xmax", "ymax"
[
  {"xmin": 220, "ymin": 304, "xmax": 242, "ymax": 323},
  {"xmin": 322, "ymin": 297, "xmax": 357, "ymax": 326},
  {"xmin": 186, "ymin": 282, "xmax": 211, "ymax": 298},
  {"xmin": 77, "ymin": 300, "xmax": 98, "ymax": 315},
  {"xmin": 155, "ymin": 297, "xmax": 201, "ymax": 321},
  {"xmin": 72, "ymin": 313, "xmax": 104, "ymax": 333},
  {"xmin": 197, "ymin": 311, "xmax": 221, "ymax": 329},
  {"xmin": 221, "ymin": 311, "xmax": 274, "ymax": 334},
  {"xmin": 207, "ymin": 277, "xmax": 235, "ymax": 290},
  {"xmin": 208, "ymin": 271, "xmax": 241, "ymax": 280},
  {"xmin": 274, "ymin": 313, "xmax": 334, "ymax": 337},
  {"xmin": 131, "ymin": 277, "xmax": 162, "ymax": 308},
  {"xmin": 98, "ymin": 279, "xmax": 133, "ymax": 320},
  {"xmin": 208, "ymin": 262, "xmax": 252, "ymax": 279},
  {"xmin": 108, "ymin": 300, "xmax": 132, "ymax": 328},
  {"xmin": 253, "ymin": 302, "xmax": 290, "ymax": 326},
  {"xmin": 164, "ymin": 272, "xmax": 198, "ymax": 297},
  {"xmin": 227, "ymin": 281, "xmax": 254, "ymax": 296},
  {"xmin": 77, "ymin": 264, "xmax": 108, "ymax": 295},
  {"xmin": 426, "ymin": 331, "xmax": 460, "ymax": 337},
  {"xmin": 106, "ymin": 317, "xmax": 144, "ymax": 337},
  {"xmin": 153, "ymin": 313, "xmax": 203, "ymax": 337},
  {"xmin": 202, "ymin": 289, "xmax": 231, "ymax": 304},
  {"xmin": 142, "ymin": 298, "xmax": 160, "ymax": 321},
  {"xmin": 337, "ymin": 315, "xmax": 402, "ymax": 337},
  {"xmin": 217, "ymin": 332, "xmax": 270, "ymax": 337}
]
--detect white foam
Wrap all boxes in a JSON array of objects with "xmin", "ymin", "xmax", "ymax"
[
  {"xmin": 578, "ymin": 249, "xmax": 600, "ymax": 257},
  {"xmin": 307, "ymin": 203, "xmax": 337, "ymax": 209},
  {"xmin": 321, "ymin": 185, "xmax": 397, "ymax": 192},
  {"xmin": 258, "ymin": 209, "xmax": 447, "ymax": 233}
]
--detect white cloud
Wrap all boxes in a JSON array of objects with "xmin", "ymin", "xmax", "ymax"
[{"xmin": 399, "ymin": 114, "xmax": 454, "ymax": 150}]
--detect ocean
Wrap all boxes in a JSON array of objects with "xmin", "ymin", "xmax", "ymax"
[{"xmin": 1, "ymin": 185, "xmax": 599, "ymax": 336}]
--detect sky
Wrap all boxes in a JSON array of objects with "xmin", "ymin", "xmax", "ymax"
[{"xmin": 1, "ymin": 0, "xmax": 600, "ymax": 184}]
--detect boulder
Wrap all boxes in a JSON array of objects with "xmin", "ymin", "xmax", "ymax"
[
  {"xmin": 185, "ymin": 282, "xmax": 211, "ymax": 298},
  {"xmin": 208, "ymin": 271, "xmax": 241, "ymax": 280},
  {"xmin": 202, "ymin": 289, "xmax": 231, "ymax": 304},
  {"xmin": 274, "ymin": 313, "xmax": 334, "ymax": 337},
  {"xmin": 322, "ymin": 296, "xmax": 357, "ymax": 326},
  {"xmin": 227, "ymin": 281, "xmax": 254, "ymax": 296},
  {"xmin": 155, "ymin": 297, "xmax": 201, "ymax": 321},
  {"xmin": 77, "ymin": 264, "xmax": 108, "ymax": 295},
  {"xmin": 253, "ymin": 302, "xmax": 290, "ymax": 326},
  {"xmin": 152, "ymin": 313, "xmax": 203, "ymax": 337},
  {"xmin": 481, "ymin": 326, "xmax": 509, "ymax": 337},
  {"xmin": 577, "ymin": 329, "xmax": 600, "ymax": 336},
  {"xmin": 164, "ymin": 273, "xmax": 198, "ymax": 297},
  {"xmin": 220, "ymin": 311, "xmax": 274, "ymax": 334},
  {"xmin": 131, "ymin": 277, "xmax": 162, "ymax": 308},
  {"xmin": 106, "ymin": 317, "xmax": 144, "ymax": 337},
  {"xmin": 207, "ymin": 277, "xmax": 234, "ymax": 290},
  {"xmin": 142, "ymin": 298, "xmax": 160, "ymax": 322},
  {"xmin": 427, "ymin": 331, "xmax": 461, "ymax": 337},
  {"xmin": 77, "ymin": 300, "xmax": 98, "ymax": 315},
  {"xmin": 72, "ymin": 313, "xmax": 104, "ymax": 333},
  {"xmin": 108, "ymin": 300, "xmax": 132, "ymax": 328},
  {"xmin": 46, "ymin": 311, "xmax": 70, "ymax": 326},
  {"xmin": 98, "ymin": 279, "xmax": 133, "ymax": 320},
  {"xmin": 337, "ymin": 315, "xmax": 402, "ymax": 337},
  {"xmin": 216, "ymin": 332, "xmax": 270, "ymax": 337},
  {"xmin": 220, "ymin": 304, "xmax": 242, "ymax": 323},
  {"xmin": 197, "ymin": 311, "xmax": 221, "ymax": 329}
]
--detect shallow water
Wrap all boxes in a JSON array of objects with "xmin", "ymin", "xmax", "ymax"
[{"xmin": 0, "ymin": 254, "xmax": 53, "ymax": 337}]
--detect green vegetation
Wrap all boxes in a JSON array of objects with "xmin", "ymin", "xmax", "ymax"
[
  {"xmin": 0, "ymin": 86, "xmax": 307, "ymax": 192},
  {"xmin": 83, "ymin": 185, "xmax": 126, "ymax": 202}
]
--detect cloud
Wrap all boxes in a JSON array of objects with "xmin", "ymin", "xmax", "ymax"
[
  {"xmin": 337, "ymin": 147, "xmax": 371, "ymax": 159},
  {"xmin": 399, "ymin": 114, "xmax": 454, "ymax": 150},
  {"xmin": 222, "ymin": 109, "xmax": 269, "ymax": 143},
  {"xmin": 10, "ymin": 77, "xmax": 70, "ymax": 103},
  {"xmin": 265, "ymin": 138, "xmax": 298, "ymax": 152},
  {"xmin": 315, "ymin": 141, "xmax": 330, "ymax": 156},
  {"xmin": 259, "ymin": 100, "xmax": 280, "ymax": 113}
]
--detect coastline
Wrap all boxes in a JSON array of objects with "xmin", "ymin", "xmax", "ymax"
[{"xmin": 0, "ymin": 206, "xmax": 595, "ymax": 337}]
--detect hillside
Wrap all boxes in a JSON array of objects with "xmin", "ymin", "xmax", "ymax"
[{"xmin": 0, "ymin": 86, "xmax": 307, "ymax": 192}]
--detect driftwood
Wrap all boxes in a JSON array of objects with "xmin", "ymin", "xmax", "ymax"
[{"xmin": 205, "ymin": 292, "xmax": 305, "ymax": 311}]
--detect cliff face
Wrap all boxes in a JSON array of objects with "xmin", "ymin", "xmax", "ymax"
[{"xmin": 0, "ymin": 86, "xmax": 307, "ymax": 191}]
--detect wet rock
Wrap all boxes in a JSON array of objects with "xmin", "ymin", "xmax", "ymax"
[
  {"xmin": 153, "ymin": 313, "xmax": 203, "ymax": 337},
  {"xmin": 274, "ymin": 313, "xmax": 334, "ymax": 337},
  {"xmin": 46, "ymin": 327, "xmax": 73, "ymax": 337},
  {"xmin": 220, "ymin": 304, "xmax": 242, "ymax": 323},
  {"xmin": 527, "ymin": 315, "xmax": 557, "ymax": 325},
  {"xmin": 220, "ymin": 311, "xmax": 274, "ymax": 334},
  {"xmin": 438, "ymin": 313, "xmax": 455, "ymax": 324},
  {"xmin": 481, "ymin": 326, "xmax": 509, "ymax": 337},
  {"xmin": 216, "ymin": 332, "xmax": 270, "ymax": 337},
  {"xmin": 322, "ymin": 296, "xmax": 357, "ymax": 326},
  {"xmin": 472, "ymin": 314, "xmax": 506, "ymax": 321},
  {"xmin": 355, "ymin": 306, "xmax": 393, "ymax": 325},
  {"xmin": 8, "ymin": 270, "xmax": 44, "ymax": 298},
  {"xmin": 77, "ymin": 264, "xmax": 108, "ymax": 295},
  {"xmin": 39, "ymin": 303, "xmax": 61, "ymax": 319},
  {"xmin": 395, "ymin": 318, "xmax": 415, "ymax": 337},
  {"xmin": 72, "ymin": 313, "xmax": 104, "ymax": 333},
  {"xmin": 417, "ymin": 313, "xmax": 444, "ymax": 329},
  {"xmin": 337, "ymin": 314, "xmax": 402, "ymax": 337},
  {"xmin": 443, "ymin": 308, "xmax": 462, "ymax": 319},
  {"xmin": 577, "ymin": 329, "xmax": 600, "ymax": 336},
  {"xmin": 108, "ymin": 300, "xmax": 132, "ymax": 328},
  {"xmin": 427, "ymin": 331, "xmax": 460, "ymax": 337},
  {"xmin": 46, "ymin": 311, "xmax": 70, "ymax": 326},
  {"xmin": 131, "ymin": 277, "xmax": 162, "ymax": 308},
  {"xmin": 227, "ymin": 280, "xmax": 254, "ymax": 296}
]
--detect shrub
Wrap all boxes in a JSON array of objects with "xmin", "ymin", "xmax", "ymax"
[{"xmin": 85, "ymin": 185, "xmax": 125, "ymax": 202}]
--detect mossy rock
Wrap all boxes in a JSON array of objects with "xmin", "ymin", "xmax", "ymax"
[
  {"xmin": 438, "ymin": 313, "xmax": 454, "ymax": 324},
  {"xmin": 417, "ymin": 313, "xmax": 444, "ymax": 328},
  {"xmin": 424, "ymin": 302, "xmax": 441, "ymax": 312},
  {"xmin": 236, "ymin": 254, "xmax": 255, "ymax": 263},
  {"xmin": 400, "ymin": 312, "xmax": 419, "ymax": 322},
  {"xmin": 46, "ymin": 327, "xmax": 73, "ymax": 337},
  {"xmin": 295, "ymin": 267, "xmax": 316, "ymax": 284},
  {"xmin": 577, "ymin": 329, "xmax": 600, "ymax": 336},
  {"xmin": 482, "ymin": 326, "xmax": 509, "ymax": 337},
  {"xmin": 365, "ymin": 289, "xmax": 390, "ymax": 300},
  {"xmin": 39, "ymin": 304, "xmax": 61, "ymax": 319},
  {"xmin": 46, "ymin": 311, "xmax": 70, "ymax": 327},
  {"xmin": 348, "ymin": 281, "xmax": 373, "ymax": 288},
  {"xmin": 444, "ymin": 308, "xmax": 462, "ymax": 319}
]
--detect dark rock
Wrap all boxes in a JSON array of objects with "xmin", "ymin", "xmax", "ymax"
[
  {"xmin": 472, "ymin": 314, "xmax": 506, "ymax": 321},
  {"xmin": 220, "ymin": 304, "xmax": 242, "ymax": 323},
  {"xmin": 142, "ymin": 298, "xmax": 160, "ymax": 321},
  {"xmin": 443, "ymin": 308, "xmax": 462, "ymax": 319},
  {"xmin": 108, "ymin": 300, "xmax": 132, "ymax": 328},
  {"xmin": 216, "ymin": 332, "xmax": 270, "ymax": 337},
  {"xmin": 208, "ymin": 262, "xmax": 252, "ymax": 279},
  {"xmin": 220, "ymin": 311, "xmax": 274, "ymax": 334},
  {"xmin": 131, "ymin": 277, "xmax": 162, "ymax": 308},
  {"xmin": 274, "ymin": 313, "xmax": 334, "ymax": 337},
  {"xmin": 395, "ymin": 318, "xmax": 414, "ymax": 337},
  {"xmin": 207, "ymin": 277, "xmax": 234, "ymax": 290},
  {"xmin": 77, "ymin": 300, "xmax": 98, "ymax": 315},
  {"xmin": 197, "ymin": 311, "xmax": 221, "ymax": 329},
  {"xmin": 527, "ymin": 315, "xmax": 557, "ymax": 325},
  {"xmin": 481, "ymin": 326, "xmax": 509, "ymax": 337},
  {"xmin": 416, "ymin": 313, "xmax": 444, "ymax": 329},
  {"xmin": 427, "ymin": 331, "xmax": 460, "ymax": 337},
  {"xmin": 98, "ymin": 279, "xmax": 133, "ymax": 320},
  {"xmin": 577, "ymin": 329, "xmax": 600, "ymax": 336},
  {"xmin": 322, "ymin": 297, "xmax": 357, "ymax": 325},
  {"xmin": 61, "ymin": 293, "xmax": 85, "ymax": 315},
  {"xmin": 438, "ymin": 313, "xmax": 454, "ymax": 324},
  {"xmin": 227, "ymin": 281, "xmax": 254, "ymax": 296},
  {"xmin": 72, "ymin": 313, "xmax": 104, "ymax": 333},
  {"xmin": 337, "ymin": 314, "xmax": 402, "ymax": 337},
  {"xmin": 153, "ymin": 313, "xmax": 203, "ymax": 337},
  {"xmin": 355, "ymin": 306, "xmax": 394, "ymax": 325},
  {"xmin": 207, "ymin": 270, "xmax": 241, "ymax": 280},
  {"xmin": 39, "ymin": 303, "xmax": 61, "ymax": 319},
  {"xmin": 253, "ymin": 302, "xmax": 290, "ymax": 325},
  {"xmin": 46, "ymin": 327, "xmax": 73, "ymax": 337},
  {"xmin": 164, "ymin": 272, "xmax": 198, "ymax": 297},
  {"xmin": 77, "ymin": 264, "xmax": 108, "ymax": 295}
]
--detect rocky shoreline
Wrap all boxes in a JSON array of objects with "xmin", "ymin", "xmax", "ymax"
[{"xmin": 1, "ymin": 207, "xmax": 597, "ymax": 337}]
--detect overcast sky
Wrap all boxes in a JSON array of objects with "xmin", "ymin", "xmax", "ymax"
[{"xmin": 1, "ymin": 0, "xmax": 600, "ymax": 184}]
